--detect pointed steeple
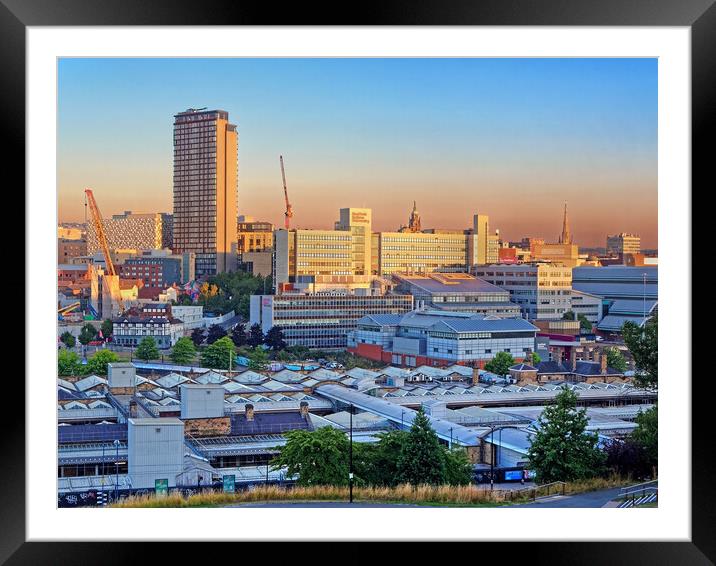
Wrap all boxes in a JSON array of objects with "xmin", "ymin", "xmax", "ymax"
[{"xmin": 559, "ymin": 202, "xmax": 572, "ymax": 244}]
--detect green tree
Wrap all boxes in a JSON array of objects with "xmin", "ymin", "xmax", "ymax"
[
  {"xmin": 443, "ymin": 448, "xmax": 474, "ymax": 486},
  {"xmin": 247, "ymin": 347, "xmax": 269, "ymax": 371},
  {"xmin": 396, "ymin": 406, "xmax": 446, "ymax": 486},
  {"xmin": 631, "ymin": 406, "xmax": 657, "ymax": 470},
  {"xmin": 357, "ymin": 430, "xmax": 408, "ymax": 487},
  {"xmin": 60, "ymin": 331, "xmax": 76, "ymax": 348},
  {"xmin": 264, "ymin": 326, "xmax": 287, "ymax": 351},
  {"xmin": 135, "ymin": 336, "xmax": 160, "ymax": 361},
  {"xmin": 562, "ymin": 310, "xmax": 591, "ymax": 330},
  {"xmin": 170, "ymin": 337, "xmax": 197, "ymax": 365},
  {"xmin": 604, "ymin": 347, "xmax": 628, "ymax": 373},
  {"xmin": 58, "ymin": 349, "xmax": 82, "ymax": 376},
  {"xmin": 531, "ymin": 352, "xmax": 542, "ymax": 365},
  {"xmin": 86, "ymin": 350, "xmax": 120, "ymax": 375},
  {"xmin": 271, "ymin": 427, "xmax": 349, "ymax": 486},
  {"xmin": 622, "ymin": 313, "xmax": 658, "ymax": 390},
  {"xmin": 78, "ymin": 323, "xmax": 98, "ymax": 345},
  {"xmin": 247, "ymin": 323, "xmax": 265, "ymax": 348},
  {"xmin": 201, "ymin": 336, "xmax": 236, "ymax": 370},
  {"xmin": 527, "ymin": 387, "xmax": 606, "ymax": 483},
  {"xmin": 101, "ymin": 319, "xmax": 114, "ymax": 339},
  {"xmin": 484, "ymin": 351, "xmax": 515, "ymax": 377}
]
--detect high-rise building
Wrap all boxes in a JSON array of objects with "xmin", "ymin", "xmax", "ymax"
[
  {"xmin": 376, "ymin": 230, "xmax": 469, "ymax": 275},
  {"xmin": 86, "ymin": 211, "xmax": 172, "ymax": 255},
  {"xmin": 606, "ymin": 233, "xmax": 641, "ymax": 256},
  {"xmin": 172, "ymin": 108, "xmax": 238, "ymax": 276},
  {"xmin": 468, "ymin": 214, "xmax": 490, "ymax": 266}
]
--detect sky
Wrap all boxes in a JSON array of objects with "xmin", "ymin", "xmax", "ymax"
[{"xmin": 58, "ymin": 58, "xmax": 658, "ymax": 248}]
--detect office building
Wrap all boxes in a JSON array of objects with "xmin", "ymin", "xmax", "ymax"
[
  {"xmin": 273, "ymin": 207, "xmax": 372, "ymax": 287},
  {"xmin": 606, "ymin": 233, "xmax": 641, "ymax": 256},
  {"xmin": 474, "ymin": 264, "xmax": 573, "ymax": 320},
  {"xmin": 86, "ymin": 211, "xmax": 172, "ymax": 256},
  {"xmin": 375, "ymin": 230, "xmax": 470, "ymax": 275},
  {"xmin": 250, "ymin": 290, "xmax": 413, "ymax": 349},
  {"xmin": 392, "ymin": 272, "xmax": 520, "ymax": 317},
  {"xmin": 172, "ymin": 108, "xmax": 238, "ymax": 276},
  {"xmin": 348, "ymin": 310, "xmax": 538, "ymax": 367}
]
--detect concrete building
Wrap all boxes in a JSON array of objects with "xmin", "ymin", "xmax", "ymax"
[
  {"xmin": 237, "ymin": 219, "xmax": 274, "ymax": 277},
  {"xmin": 58, "ymin": 238, "xmax": 87, "ymax": 263},
  {"xmin": 606, "ymin": 233, "xmax": 641, "ymax": 256},
  {"xmin": 172, "ymin": 108, "xmax": 238, "ymax": 276},
  {"xmin": 250, "ymin": 290, "xmax": 414, "ymax": 349},
  {"xmin": 570, "ymin": 289, "xmax": 604, "ymax": 324},
  {"xmin": 86, "ymin": 211, "xmax": 172, "ymax": 256},
  {"xmin": 127, "ymin": 417, "xmax": 185, "ymax": 489},
  {"xmin": 348, "ymin": 310, "xmax": 538, "ymax": 367},
  {"xmin": 391, "ymin": 272, "xmax": 520, "ymax": 317},
  {"xmin": 474, "ymin": 263, "xmax": 573, "ymax": 320}
]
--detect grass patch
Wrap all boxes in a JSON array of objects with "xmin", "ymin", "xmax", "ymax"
[
  {"xmin": 111, "ymin": 484, "xmax": 519, "ymax": 508},
  {"xmin": 110, "ymin": 475, "xmax": 644, "ymax": 508}
]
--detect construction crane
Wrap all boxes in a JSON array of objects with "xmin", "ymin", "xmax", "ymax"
[
  {"xmin": 84, "ymin": 188, "xmax": 124, "ymax": 313},
  {"xmin": 280, "ymin": 155, "xmax": 293, "ymax": 230}
]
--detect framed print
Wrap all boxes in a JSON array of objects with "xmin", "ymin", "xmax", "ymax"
[{"xmin": 7, "ymin": 0, "xmax": 711, "ymax": 562}]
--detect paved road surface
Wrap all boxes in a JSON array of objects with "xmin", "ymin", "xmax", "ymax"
[
  {"xmin": 515, "ymin": 487, "xmax": 625, "ymax": 508},
  {"xmin": 228, "ymin": 501, "xmax": 427, "ymax": 508}
]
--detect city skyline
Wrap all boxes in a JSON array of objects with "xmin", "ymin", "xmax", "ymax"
[{"xmin": 58, "ymin": 58, "xmax": 658, "ymax": 248}]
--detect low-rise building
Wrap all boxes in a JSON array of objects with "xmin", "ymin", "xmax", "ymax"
[
  {"xmin": 250, "ymin": 290, "xmax": 414, "ymax": 349},
  {"xmin": 391, "ymin": 272, "xmax": 520, "ymax": 317},
  {"xmin": 349, "ymin": 310, "xmax": 538, "ymax": 367}
]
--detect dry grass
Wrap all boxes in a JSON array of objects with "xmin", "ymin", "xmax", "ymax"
[
  {"xmin": 111, "ymin": 483, "xmax": 514, "ymax": 508},
  {"xmin": 110, "ymin": 475, "xmax": 639, "ymax": 508}
]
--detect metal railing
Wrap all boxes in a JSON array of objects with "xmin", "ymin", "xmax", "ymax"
[
  {"xmin": 619, "ymin": 480, "xmax": 658, "ymax": 506},
  {"xmin": 508, "ymin": 481, "xmax": 566, "ymax": 502}
]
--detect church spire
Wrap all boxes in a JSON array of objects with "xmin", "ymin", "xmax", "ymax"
[{"xmin": 559, "ymin": 202, "xmax": 572, "ymax": 244}]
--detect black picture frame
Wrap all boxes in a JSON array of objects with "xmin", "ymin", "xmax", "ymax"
[{"xmin": 6, "ymin": 0, "xmax": 708, "ymax": 562}]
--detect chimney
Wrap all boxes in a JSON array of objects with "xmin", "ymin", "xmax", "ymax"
[
  {"xmin": 472, "ymin": 366, "xmax": 480, "ymax": 386},
  {"xmin": 299, "ymin": 401, "xmax": 309, "ymax": 419},
  {"xmin": 601, "ymin": 351, "xmax": 608, "ymax": 375},
  {"xmin": 245, "ymin": 404, "xmax": 254, "ymax": 421},
  {"xmin": 128, "ymin": 399, "xmax": 138, "ymax": 418},
  {"xmin": 570, "ymin": 349, "xmax": 577, "ymax": 372}
]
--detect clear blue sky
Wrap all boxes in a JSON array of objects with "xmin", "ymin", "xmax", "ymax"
[{"xmin": 58, "ymin": 58, "xmax": 657, "ymax": 247}]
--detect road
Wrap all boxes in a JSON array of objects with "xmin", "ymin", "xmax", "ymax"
[
  {"xmin": 227, "ymin": 501, "xmax": 427, "ymax": 508},
  {"xmin": 514, "ymin": 487, "xmax": 625, "ymax": 508}
]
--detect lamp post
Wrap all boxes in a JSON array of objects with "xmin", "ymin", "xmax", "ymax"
[
  {"xmin": 113, "ymin": 439, "xmax": 120, "ymax": 500},
  {"xmin": 449, "ymin": 427, "xmax": 453, "ymax": 450},
  {"xmin": 349, "ymin": 403, "xmax": 354, "ymax": 504},
  {"xmin": 642, "ymin": 273, "xmax": 647, "ymax": 323},
  {"xmin": 400, "ymin": 409, "xmax": 405, "ymax": 430},
  {"xmin": 489, "ymin": 426, "xmax": 495, "ymax": 491}
]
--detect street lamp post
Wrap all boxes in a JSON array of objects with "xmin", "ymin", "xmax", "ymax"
[
  {"xmin": 449, "ymin": 427, "xmax": 453, "ymax": 450},
  {"xmin": 113, "ymin": 439, "xmax": 120, "ymax": 500},
  {"xmin": 400, "ymin": 409, "xmax": 405, "ymax": 430},
  {"xmin": 490, "ymin": 426, "xmax": 495, "ymax": 491},
  {"xmin": 349, "ymin": 404, "xmax": 354, "ymax": 504}
]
